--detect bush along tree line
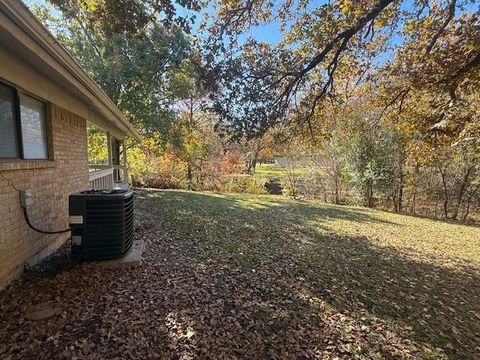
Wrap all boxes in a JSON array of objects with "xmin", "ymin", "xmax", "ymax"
[{"xmin": 32, "ymin": 0, "xmax": 479, "ymax": 222}]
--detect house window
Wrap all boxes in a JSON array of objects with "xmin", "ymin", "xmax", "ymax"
[
  {"xmin": 0, "ymin": 83, "xmax": 20, "ymax": 159},
  {"xmin": 0, "ymin": 81, "xmax": 48, "ymax": 160},
  {"xmin": 20, "ymin": 95, "xmax": 48, "ymax": 159}
]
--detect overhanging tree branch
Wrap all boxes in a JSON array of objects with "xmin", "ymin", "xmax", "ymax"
[
  {"xmin": 425, "ymin": 0, "xmax": 456, "ymax": 54},
  {"xmin": 277, "ymin": 0, "xmax": 395, "ymax": 107},
  {"xmin": 441, "ymin": 51, "xmax": 480, "ymax": 85}
]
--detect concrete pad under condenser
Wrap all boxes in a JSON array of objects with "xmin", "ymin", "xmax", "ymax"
[{"xmin": 95, "ymin": 240, "xmax": 145, "ymax": 269}]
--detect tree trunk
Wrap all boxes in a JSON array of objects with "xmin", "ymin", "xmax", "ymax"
[
  {"xmin": 291, "ymin": 178, "xmax": 297, "ymax": 199},
  {"xmin": 365, "ymin": 184, "xmax": 374, "ymax": 208},
  {"xmin": 452, "ymin": 166, "xmax": 474, "ymax": 220},
  {"xmin": 412, "ymin": 192, "xmax": 416, "ymax": 215},
  {"xmin": 392, "ymin": 193, "xmax": 398, "ymax": 212},
  {"xmin": 334, "ymin": 175, "xmax": 340, "ymax": 204},
  {"xmin": 462, "ymin": 184, "xmax": 479, "ymax": 222},
  {"xmin": 438, "ymin": 165, "xmax": 450, "ymax": 218},
  {"xmin": 410, "ymin": 163, "xmax": 420, "ymax": 215},
  {"xmin": 244, "ymin": 138, "xmax": 262, "ymax": 173},
  {"xmin": 186, "ymin": 164, "xmax": 193, "ymax": 190},
  {"xmin": 398, "ymin": 168, "xmax": 404, "ymax": 212},
  {"xmin": 462, "ymin": 203, "xmax": 471, "ymax": 222},
  {"xmin": 245, "ymin": 158, "xmax": 256, "ymax": 173}
]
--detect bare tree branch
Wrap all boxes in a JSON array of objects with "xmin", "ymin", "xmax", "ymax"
[
  {"xmin": 289, "ymin": 0, "xmax": 393, "ymax": 85},
  {"xmin": 276, "ymin": 0, "xmax": 395, "ymax": 109},
  {"xmin": 374, "ymin": 89, "xmax": 410, "ymax": 124},
  {"xmin": 425, "ymin": 0, "xmax": 456, "ymax": 54}
]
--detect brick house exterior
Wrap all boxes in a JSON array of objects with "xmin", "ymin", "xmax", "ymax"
[{"xmin": 0, "ymin": 1, "xmax": 140, "ymax": 289}]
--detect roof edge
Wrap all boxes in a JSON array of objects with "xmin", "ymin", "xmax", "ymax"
[{"xmin": 2, "ymin": 0, "xmax": 141, "ymax": 141}]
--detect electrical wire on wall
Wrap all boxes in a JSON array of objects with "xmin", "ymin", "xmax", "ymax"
[
  {"xmin": 21, "ymin": 207, "xmax": 71, "ymax": 234},
  {"xmin": 0, "ymin": 170, "xmax": 21, "ymax": 191},
  {"xmin": 0, "ymin": 170, "xmax": 71, "ymax": 234}
]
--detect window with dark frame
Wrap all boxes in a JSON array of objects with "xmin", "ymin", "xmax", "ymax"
[
  {"xmin": 0, "ymin": 83, "xmax": 20, "ymax": 159},
  {"xmin": 0, "ymin": 81, "xmax": 48, "ymax": 160}
]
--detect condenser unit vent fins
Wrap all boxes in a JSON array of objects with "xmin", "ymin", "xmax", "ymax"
[{"xmin": 69, "ymin": 190, "xmax": 134, "ymax": 260}]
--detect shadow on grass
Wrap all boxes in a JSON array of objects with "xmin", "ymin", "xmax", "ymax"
[
  {"xmin": 2, "ymin": 189, "xmax": 477, "ymax": 359},
  {"xmin": 139, "ymin": 189, "xmax": 480, "ymax": 359},
  {"xmin": 141, "ymin": 189, "xmax": 400, "ymax": 225}
]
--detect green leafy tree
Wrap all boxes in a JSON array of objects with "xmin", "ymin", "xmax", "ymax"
[
  {"xmin": 48, "ymin": 0, "xmax": 201, "ymax": 36},
  {"xmin": 31, "ymin": 1, "xmax": 205, "ymax": 182},
  {"xmin": 32, "ymin": 0, "xmax": 201, "ymax": 139},
  {"xmin": 334, "ymin": 114, "xmax": 405, "ymax": 208}
]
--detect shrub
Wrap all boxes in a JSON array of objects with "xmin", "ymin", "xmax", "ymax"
[{"xmin": 220, "ymin": 174, "xmax": 267, "ymax": 195}]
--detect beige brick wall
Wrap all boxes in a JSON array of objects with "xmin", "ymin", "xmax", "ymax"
[{"xmin": 0, "ymin": 105, "xmax": 89, "ymax": 289}]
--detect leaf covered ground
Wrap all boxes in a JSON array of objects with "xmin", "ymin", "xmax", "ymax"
[{"xmin": 1, "ymin": 189, "xmax": 479, "ymax": 359}]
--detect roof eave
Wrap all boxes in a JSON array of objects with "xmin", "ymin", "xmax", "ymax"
[{"xmin": 1, "ymin": 0, "xmax": 141, "ymax": 141}]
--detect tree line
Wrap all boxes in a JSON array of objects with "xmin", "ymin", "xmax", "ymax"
[{"xmin": 32, "ymin": 0, "xmax": 479, "ymax": 221}]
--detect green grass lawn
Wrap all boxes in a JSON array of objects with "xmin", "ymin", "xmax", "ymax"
[
  {"xmin": 255, "ymin": 162, "xmax": 308, "ymax": 178},
  {"xmin": 2, "ymin": 189, "xmax": 479, "ymax": 359},
  {"xmin": 137, "ymin": 190, "xmax": 480, "ymax": 359},
  {"xmin": 254, "ymin": 163, "xmax": 287, "ymax": 178}
]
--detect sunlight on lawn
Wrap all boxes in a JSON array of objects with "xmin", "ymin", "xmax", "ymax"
[
  {"xmin": 154, "ymin": 189, "xmax": 480, "ymax": 264},
  {"xmin": 142, "ymin": 189, "xmax": 479, "ymax": 359}
]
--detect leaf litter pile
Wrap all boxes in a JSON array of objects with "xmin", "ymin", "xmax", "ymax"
[{"xmin": 1, "ymin": 189, "xmax": 479, "ymax": 359}]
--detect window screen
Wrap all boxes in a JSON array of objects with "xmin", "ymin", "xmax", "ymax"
[
  {"xmin": 0, "ymin": 84, "xmax": 19, "ymax": 158},
  {"xmin": 20, "ymin": 94, "xmax": 48, "ymax": 159}
]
